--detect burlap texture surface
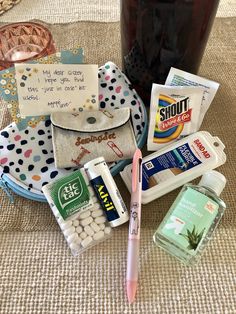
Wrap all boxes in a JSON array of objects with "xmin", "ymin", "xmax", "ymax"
[
  {"xmin": 0, "ymin": 18, "xmax": 236, "ymax": 313},
  {"xmin": 0, "ymin": 0, "xmax": 235, "ymax": 23}
]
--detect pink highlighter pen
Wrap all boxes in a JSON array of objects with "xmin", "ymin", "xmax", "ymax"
[{"xmin": 126, "ymin": 148, "xmax": 142, "ymax": 304}]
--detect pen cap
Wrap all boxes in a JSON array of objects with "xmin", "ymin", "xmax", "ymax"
[{"xmin": 84, "ymin": 157, "xmax": 129, "ymax": 227}]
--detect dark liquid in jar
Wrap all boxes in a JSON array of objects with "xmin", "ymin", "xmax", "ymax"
[{"xmin": 120, "ymin": 0, "xmax": 219, "ymax": 103}]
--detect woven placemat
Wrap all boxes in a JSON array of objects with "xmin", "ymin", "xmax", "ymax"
[
  {"xmin": 0, "ymin": 18, "xmax": 236, "ymax": 232},
  {"xmin": 0, "ymin": 18, "xmax": 236, "ymax": 314},
  {"xmin": 0, "ymin": 228, "xmax": 235, "ymax": 314},
  {"xmin": 0, "ymin": 0, "xmax": 21, "ymax": 15},
  {"xmin": 0, "ymin": 0, "xmax": 235, "ymax": 23}
]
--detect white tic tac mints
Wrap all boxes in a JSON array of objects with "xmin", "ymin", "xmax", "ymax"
[
  {"xmin": 93, "ymin": 231, "xmax": 105, "ymax": 241},
  {"xmin": 43, "ymin": 168, "xmax": 112, "ymax": 256},
  {"xmin": 80, "ymin": 231, "xmax": 87, "ymax": 240},
  {"xmin": 81, "ymin": 236, "xmax": 93, "ymax": 248},
  {"xmin": 80, "ymin": 216, "xmax": 93, "ymax": 227},
  {"xmin": 84, "ymin": 157, "xmax": 129, "ymax": 227},
  {"xmin": 79, "ymin": 210, "xmax": 91, "ymax": 220},
  {"xmin": 90, "ymin": 222, "xmax": 100, "ymax": 233},
  {"xmin": 84, "ymin": 225, "xmax": 95, "ymax": 236}
]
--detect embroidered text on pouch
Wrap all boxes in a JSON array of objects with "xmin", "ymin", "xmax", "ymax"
[{"xmin": 75, "ymin": 132, "xmax": 116, "ymax": 146}]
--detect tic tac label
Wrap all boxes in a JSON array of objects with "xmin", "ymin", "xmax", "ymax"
[
  {"xmin": 142, "ymin": 143, "xmax": 202, "ymax": 191},
  {"xmin": 47, "ymin": 170, "xmax": 92, "ymax": 220},
  {"xmin": 90, "ymin": 175, "xmax": 120, "ymax": 222}
]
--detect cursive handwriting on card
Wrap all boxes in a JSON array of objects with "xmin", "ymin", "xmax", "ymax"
[{"xmin": 15, "ymin": 64, "xmax": 98, "ymax": 117}]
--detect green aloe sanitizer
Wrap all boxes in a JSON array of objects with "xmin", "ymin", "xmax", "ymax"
[{"xmin": 153, "ymin": 170, "xmax": 226, "ymax": 265}]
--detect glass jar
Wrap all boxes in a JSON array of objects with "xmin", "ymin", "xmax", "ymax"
[{"xmin": 120, "ymin": 0, "xmax": 220, "ymax": 103}]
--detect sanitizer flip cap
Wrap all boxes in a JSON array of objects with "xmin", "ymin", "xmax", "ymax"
[
  {"xmin": 84, "ymin": 157, "xmax": 129, "ymax": 227},
  {"xmin": 199, "ymin": 170, "xmax": 226, "ymax": 196}
]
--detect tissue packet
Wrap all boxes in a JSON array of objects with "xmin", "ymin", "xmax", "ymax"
[{"xmin": 147, "ymin": 84, "xmax": 204, "ymax": 151}]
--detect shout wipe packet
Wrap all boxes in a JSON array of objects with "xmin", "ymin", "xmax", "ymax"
[
  {"xmin": 147, "ymin": 84, "xmax": 204, "ymax": 151},
  {"xmin": 165, "ymin": 67, "xmax": 220, "ymax": 126}
]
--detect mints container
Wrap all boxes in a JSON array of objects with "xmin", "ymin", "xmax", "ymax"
[
  {"xmin": 43, "ymin": 168, "xmax": 112, "ymax": 256},
  {"xmin": 120, "ymin": 131, "xmax": 226, "ymax": 204},
  {"xmin": 84, "ymin": 157, "xmax": 129, "ymax": 227}
]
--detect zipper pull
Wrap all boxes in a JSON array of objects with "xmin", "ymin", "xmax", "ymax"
[{"xmin": 0, "ymin": 178, "xmax": 14, "ymax": 204}]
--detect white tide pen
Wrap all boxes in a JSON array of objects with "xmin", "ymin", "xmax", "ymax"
[{"xmin": 84, "ymin": 157, "xmax": 129, "ymax": 227}]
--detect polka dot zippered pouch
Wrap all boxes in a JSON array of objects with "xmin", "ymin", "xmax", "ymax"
[{"xmin": 0, "ymin": 62, "xmax": 148, "ymax": 202}]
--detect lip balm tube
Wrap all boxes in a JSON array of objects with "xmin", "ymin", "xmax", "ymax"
[{"xmin": 84, "ymin": 157, "xmax": 129, "ymax": 227}]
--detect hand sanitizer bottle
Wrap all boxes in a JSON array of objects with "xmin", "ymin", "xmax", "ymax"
[{"xmin": 153, "ymin": 170, "xmax": 226, "ymax": 265}]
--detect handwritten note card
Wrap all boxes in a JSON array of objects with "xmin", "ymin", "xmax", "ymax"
[{"xmin": 15, "ymin": 64, "xmax": 98, "ymax": 117}]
